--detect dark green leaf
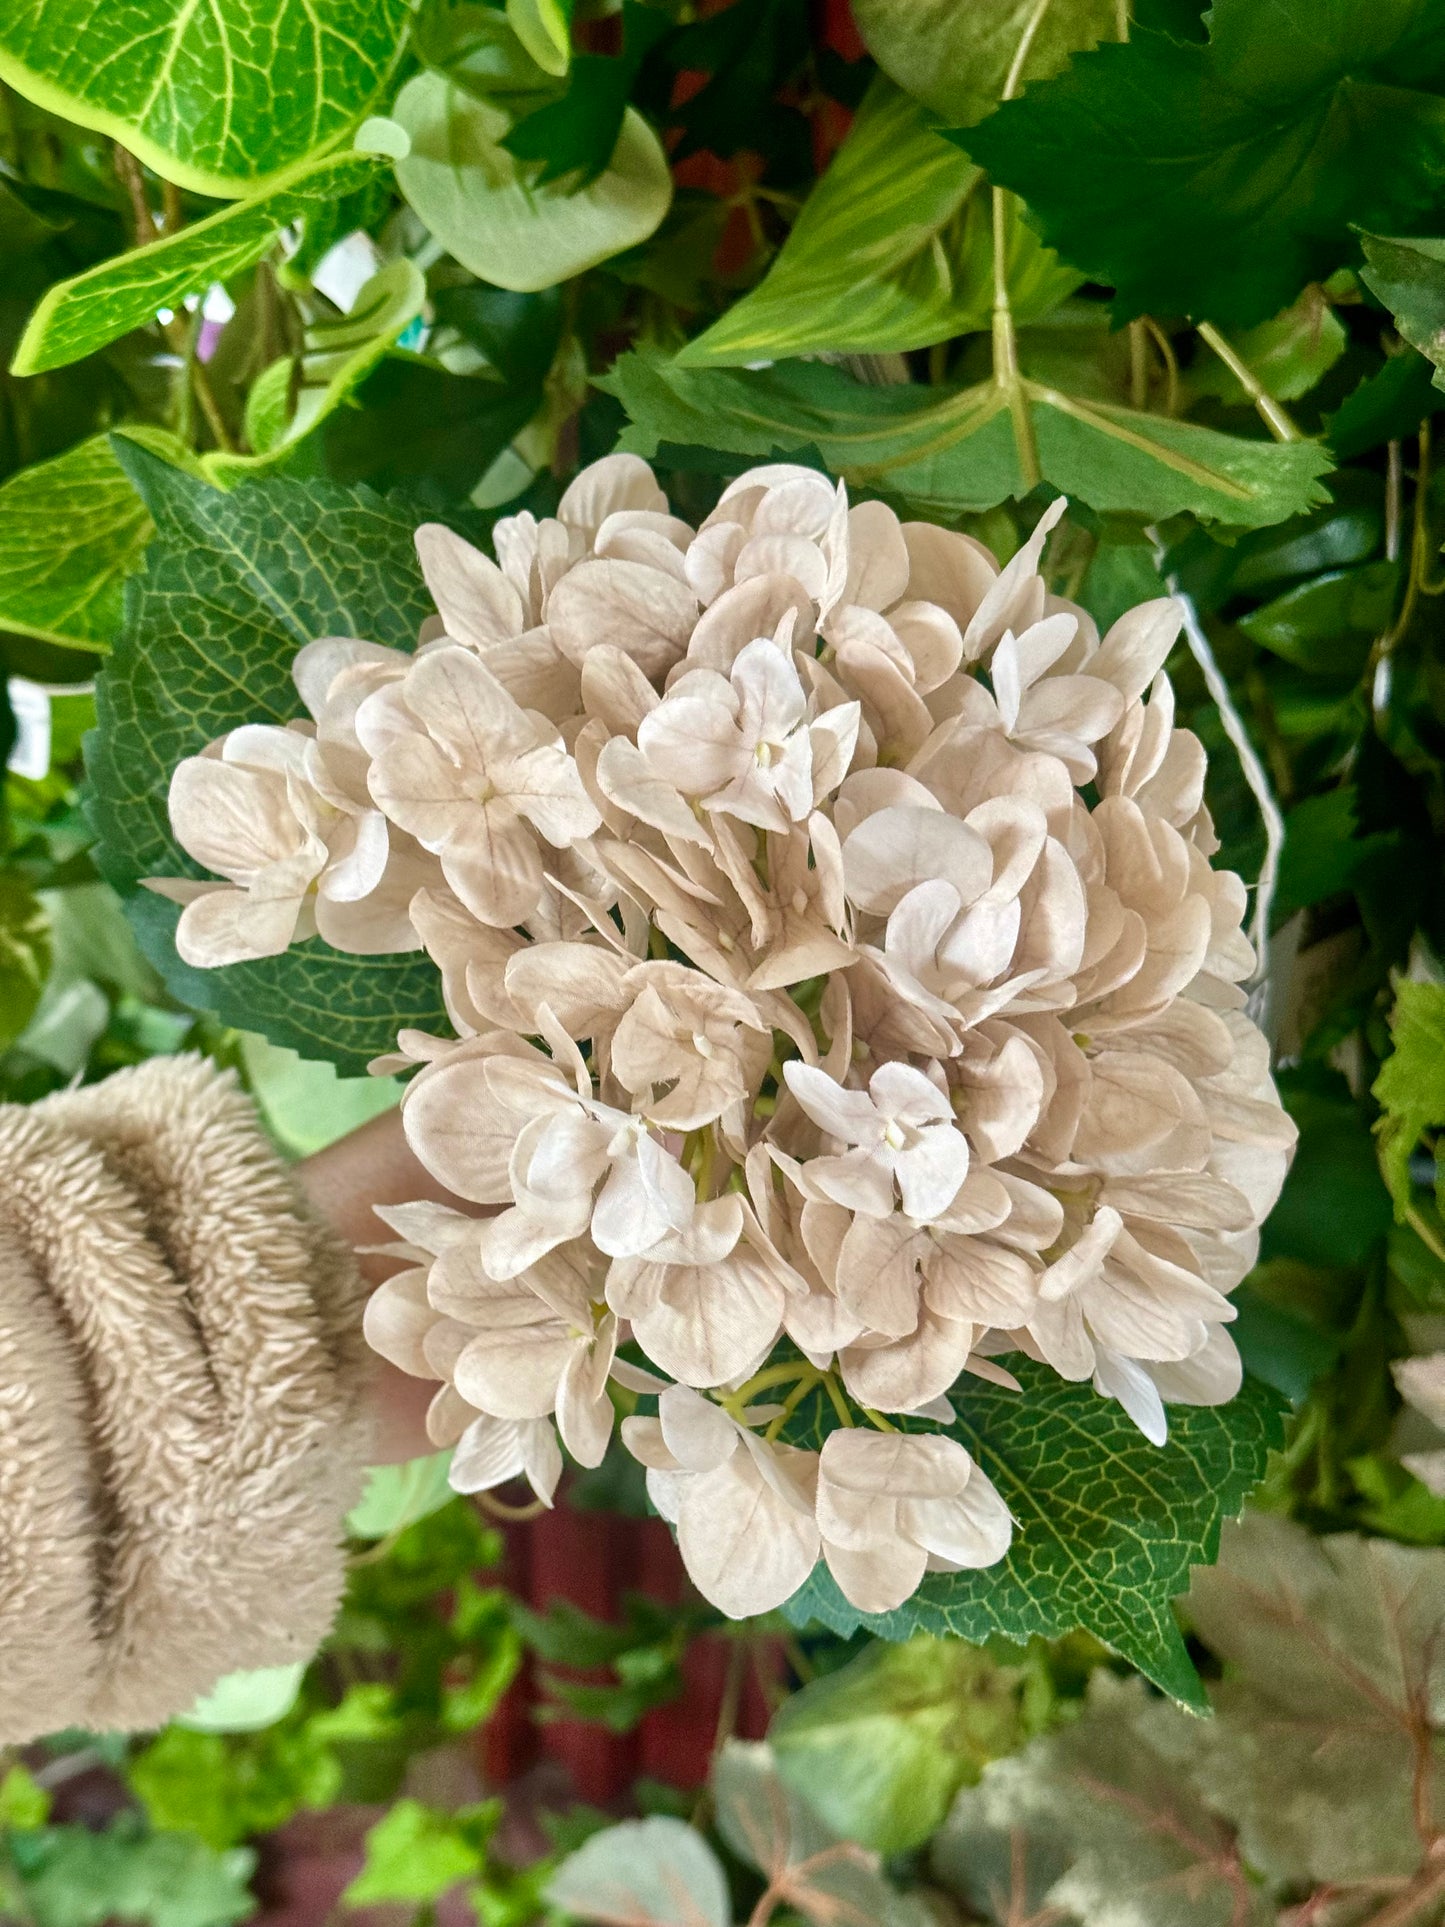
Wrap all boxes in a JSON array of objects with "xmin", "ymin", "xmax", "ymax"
[
  {"xmin": 1358, "ymin": 231, "xmax": 1445, "ymax": 387},
  {"xmin": 1237, "ymin": 560, "xmax": 1396, "ymax": 675},
  {"xmin": 85, "ymin": 446, "xmax": 447, "ymax": 1072},
  {"xmin": 321, "ymin": 351, "xmax": 541, "ymax": 500},
  {"xmin": 1327, "ymin": 348, "xmax": 1445, "ymax": 459},
  {"xmin": 11, "ymin": 153, "xmax": 388, "ymax": 376},
  {"xmin": 779, "ymin": 1358, "xmax": 1286, "ymax": 1706},
  {"xmin": 1263, "ymin": 1067, "xmax": 1392, "ymax": 1267},
  {"xmin": 965, "ymin": 0, "xmax": 1445, "ymax": 327},
  {"xmin": 605, "ymin": 350, "xmax": 1333, "ymax": 526},
  {"xmin": 0, "ymin": 0, "xmax": 409, "ymax": 195},
  {"xmin": 504, "ymin": 2, "xmax": 671, "ymax": 186}
]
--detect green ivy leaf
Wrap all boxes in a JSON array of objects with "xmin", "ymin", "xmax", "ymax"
[
  {"xmin": 347, "ymin": 1453, "xmax": 458, "ymax": 1540},
  {"xmin": 1327, "ymin": 348, "xmax": 1445, "ymax": 459},
  {"xmin": 1358, "ymin": 232, "xmax": 1445, "ymax": 388},
  {"xmin": 11, "ymin": 152, "xmax": 388, "ymax": 376},
  {"xmin": 0, "ymin": 427, "xmax": 196, "ymax": 651},
  {"xmin": 177, "ymin": 1665, "xmax": 307, "ymax": 1736},
  {"xmin": 203, "ymin": 260, "xmax": 427, "ymax": 485},
  {"xmin": 965, "ymin": 0, "xmax": 1445, "ymax": 327},
  {"xmin": 677, "ymin": 78, "xmax": 1078, "ymax": 367},
  {"xmin": 0, "ymin": 0, "xmax": 410, "ymax": 196},
  {"xmin": 85, "ymin": 444, "xmax": 448, "ymax": 1073},
  {"xmin": 1183, "ymin": 1514, "xmax": 1445, "ymax": 1885},
  {"xmin": 14, "ymin": 1824, "xmax": 257, "ymax": 1927},
  {"xmin": 604, "ymin": 351, "xmax": 1333, "ymax": 527},
  {"xmin": 778, "ymin": 1359, "xmax": 1286, "ymax": 1707},
  {"xmin": 1237, "ymin": 560, "xmax": 1396, "ymax": 677},
  {"xmin": 393, "ymin": 70, "xmax": 671, "ymax": 293},
  {"xmin": 343, "ymin": 1799, "xmax": 498, "ymax": 1907},
  {"xmin": 1374, "ymin": 980, "xmax": 1445, "ymax": 1213},
  {"xmin": 852, "ymin": 0, "xmax": 1118, "ymax": 129},
  {"xmin": 545, "ymin": 1816, "xmax": 731, "ymax": 1927},
  {"xmin": 0, "ymin": 1766, "xmax": 52, "ymax": 1833},
  {"xmin": 930, "ymin": 1673, "xmax": 1275, "ymax": 1927}
]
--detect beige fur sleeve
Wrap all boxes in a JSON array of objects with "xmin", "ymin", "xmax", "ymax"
[{"xmin": 0, "ymin": 1055, "xmax": 375, "ymax": 1743}]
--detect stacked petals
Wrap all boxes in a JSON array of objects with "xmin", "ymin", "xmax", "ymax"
[{"xmin": 156, "ymin": 455, "xmax": 1296, "ymax": 1622}]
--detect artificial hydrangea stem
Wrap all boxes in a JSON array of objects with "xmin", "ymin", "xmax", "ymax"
[
  {"xmin": 991, "ymin": 0, "xmax": 1054, "ymax": 490},
  {"xmin": 822, "ymin": 1372, "xmax": 855, "ymax": 1430},
  {"xmin": 1196, "ymin": 320, "xmax": 1301, "ymax": 444}
]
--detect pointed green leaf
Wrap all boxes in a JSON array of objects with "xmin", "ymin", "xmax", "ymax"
[
  {"xmin": 0, "ymin": 426, "xmax": 194, "ymax": 651},
  {"xmin": 605, "ymin": 351, "xmax": 1333, "ymax": 527},
  {"xmin": 393, "ymin": 70, "xmax": 671, "ymax": 293},
  {"xmin": 1359, "ymin": 232, "xmax": 1445, "ymax": 388},
  {"xmin": 853, "ymin": 0, "xmax": 1118, "ymax": 128},
  {"xmin": 778, "ymin": 1359, "xmax": 1286, "ymax": 1706},
  {"xmin": 0, "ymin": 0, "xmax": 410, "ymax": 196},
  {"xmin": 85, "ymin": 447, "xmax": 448, "ymax": 1072},
  {"xmin": 965, "ymin": 0, "xmax": 1445, "ymax": 327},
  {"xmin": 678, "ymin": 78, "xmax": 1077, "ymax": 366},
  {"xmin": 1374, "ymin": 980, "xmax": 1445, "ymax": 1213},
  {"xmin": 12, "ymin": 151, "xmax": 387, "ymax": 376}
]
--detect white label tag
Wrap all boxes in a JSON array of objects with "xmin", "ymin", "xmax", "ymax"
[{"xmin": 7, "ymin": 678, "xmax": 51, "ymax": 781}]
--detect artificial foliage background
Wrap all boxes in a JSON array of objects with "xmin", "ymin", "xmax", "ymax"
[{"xmin": 0, "ymin": 0, "xmax": 1443, "ymax": 1922}]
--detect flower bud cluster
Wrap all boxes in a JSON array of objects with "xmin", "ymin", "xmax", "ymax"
[{"xmin": 157, "ymin": 456, "xmax": 1295, "ymax": 1619}]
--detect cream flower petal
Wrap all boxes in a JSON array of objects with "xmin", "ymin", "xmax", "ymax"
[
  {"xmin": 453, "ymin": 1322, "xmax": 578, "ymax": 1419},
  {"xmin": 658, "ymin": 1383, "xmax": 738, "ymax": 1471},
  {"xmin": 677, "ymin": 1447, "xmax": 820, "ymax": 1618},
  {"xmin": 824, "ymin": 1535, "xmax": 928, "ymax": 1614},
  {"xmin": 415, "ymin": 523, "xmax": 527, "ymax": 647}
]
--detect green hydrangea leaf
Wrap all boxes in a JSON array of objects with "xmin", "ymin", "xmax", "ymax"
[
  {"xmin": 1374, "ymin": 980, "xmax": 1445, "ymax": 1213},
  {"xmin": 84, "ymin": 444, "xmax": 447, "ymax": 1073},
  {"xmin": 852, "ymin": 0, "xmax": 1118, "ymax": 129},
  {"xmin": 0, "ymin": 427, "xmax": 196, "ymax": 650},
  {"xmin": 1189, "ymin": 288, "xmax": 1348, "ymax": 406},
  {"xmin": 779, "ymin": 1359, "xmax": 1287, "ymax": 1707},
  {"xmin": 1359, "ymin": 232, "xmax": 1445, "ymax": 388},
  {"xmin": 393, "ymin": 70, "xmax": 671, "ymax": 293},
  {"xmin": 678, "ymin": 78, "xmax": 1077, "ymax": 366},
  {"xmin": 0, "ymin": 0, "xmax": 410, "ymax": 197},
  {"xmin": 605, "ymin": 351, "xmax": 1333, "ymax": 527},
  {"xmin": 11, "ymin": 152, "xmax": 388, "ymax": 376},
  {"xmin": 964, "ymin": 0, "xmax": 1445, "ymax": 328}
]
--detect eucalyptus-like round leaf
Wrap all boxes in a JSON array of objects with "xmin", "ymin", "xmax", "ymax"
[
  {"xmin": 393, "ymin": 71, "xmax": 671, "ymax": 292},
  {"xmin": 0, "ymin": 0, "xmax": 411, "ymax": 196}
]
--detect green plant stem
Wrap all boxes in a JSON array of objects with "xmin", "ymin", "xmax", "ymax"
[
  {"xmin": 1196, "ymin": 320, "xmax": 1301, "ymax": 442},
  {"xmin": 990, "ymin": 0, "xmax": 1054, "ymax": 489},
  {"xmin": 112, "ymin": 141, "xmax": 235, "ymax": 454}
]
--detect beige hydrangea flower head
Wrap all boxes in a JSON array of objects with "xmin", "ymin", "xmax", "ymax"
[{"xmin": 159, "ymin": 457, "xmax": 1299, "ymax": 1627}]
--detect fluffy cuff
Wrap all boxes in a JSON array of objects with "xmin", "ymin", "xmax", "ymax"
[{"xmin": 0, "ymin": 1055, "xmax": 374, "ymax": 1742}]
